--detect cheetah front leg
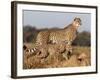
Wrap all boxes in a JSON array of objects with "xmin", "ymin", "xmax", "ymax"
[{"xmin": 62, "ymin": 45, "xmax": 73, "ymax": 60}]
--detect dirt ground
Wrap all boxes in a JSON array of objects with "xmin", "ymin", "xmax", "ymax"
[{"xmin": 23, "ymin": 43, "xmax": 91, "ymax": 69}]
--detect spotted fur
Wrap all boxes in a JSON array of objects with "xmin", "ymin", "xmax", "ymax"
[{"xmin": 26, "ymin": 17, "xmax": 81, "ymax": 56}]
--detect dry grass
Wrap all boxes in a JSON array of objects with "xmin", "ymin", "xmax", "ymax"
[{"xmin": 23, "ymin": 43, "xmax": 91, "ymax": 69}]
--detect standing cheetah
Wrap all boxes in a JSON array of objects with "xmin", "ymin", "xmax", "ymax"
[
  {"xmin": 35, "ymin": 17, "xmax": 81, "ymax": 46},
  {"xmin": 25, "ymin": 17, "xmax": 81, "ymax": 56}
]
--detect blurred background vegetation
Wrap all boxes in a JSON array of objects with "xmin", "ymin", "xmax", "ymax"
[{"xmin": 23, "ymin": 25, "xmax": 91, "ymax": 46}]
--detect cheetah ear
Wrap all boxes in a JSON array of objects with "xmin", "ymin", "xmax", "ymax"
[
  {"xmin": 74, "ymin": 17, "xmax": 77, "ymax": 21},
  {"xmin": 74, "ymin": 17, "xmax": 81, "ymax": 19},
  {"xmin": 74, "ymin": 17, "xmax": 79, "ymax": 21}
]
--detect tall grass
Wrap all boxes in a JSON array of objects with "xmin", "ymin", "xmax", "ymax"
[{"xmin": 23, "ymin": 43, "xmax": 91, "ymax": 69}]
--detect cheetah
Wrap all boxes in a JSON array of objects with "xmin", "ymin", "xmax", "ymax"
[
  {"xmin": 34, "ymin": 17, "xmax": 81, "ymax": 46},
  {"xmin": 26, "ymin": 17, "xmax": 81, "ymax": 56}
]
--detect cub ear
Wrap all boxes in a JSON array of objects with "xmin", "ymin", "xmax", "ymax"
[{"xmin": 23, "ymin": 45, "xmax": 27, "ymax": 50}]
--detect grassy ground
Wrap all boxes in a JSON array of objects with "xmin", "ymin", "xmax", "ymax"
[{"xmin": 23, "ymin": 43, "xmax": 91, "ymax": 69}]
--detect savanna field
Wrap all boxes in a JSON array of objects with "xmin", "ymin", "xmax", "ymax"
[
  {"xmin": 23, "ymin": 25, "xmax": 91, "ymax": 69},
  {"xmin": 23, "ymin": 43, "xmax": 91, "ymax": 69}
]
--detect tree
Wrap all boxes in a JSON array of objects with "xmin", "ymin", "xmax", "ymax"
[
  {"xmin": 72, "ymin": 31, "xmax": 91, "ymax": 46},
  {"xmin": 23, "ymin": 25, "xmax": 38, "ymax": 43}
]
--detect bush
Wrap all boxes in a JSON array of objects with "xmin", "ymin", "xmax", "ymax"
[
  {"xmin": 23, "ymin": 25, "xmax": 38, "ymax": 43},
  {"xmin": 72, "ymin": 31, "xmax": 91, "ymax": 46}
]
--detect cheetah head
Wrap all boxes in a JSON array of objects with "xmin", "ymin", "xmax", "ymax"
[{"xmin": 72, "ymin": 17, "xmax": 82, "ymax": 28}]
